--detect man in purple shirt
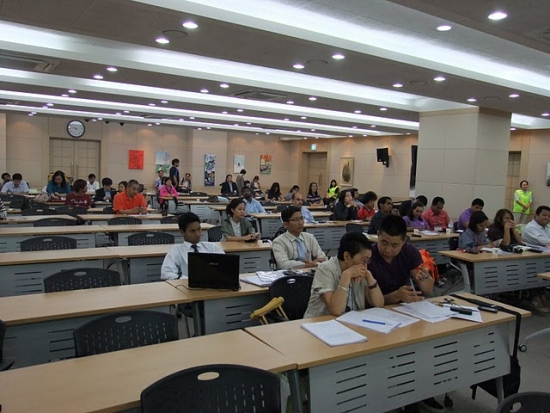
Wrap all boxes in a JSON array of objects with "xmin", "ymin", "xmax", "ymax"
[{"xmin": 457, "ymin": 198, "xmax": 484, "ymax": 230}]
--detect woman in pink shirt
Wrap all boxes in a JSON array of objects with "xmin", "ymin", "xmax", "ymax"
[{"xmin": 159, "ymin": 177, "xmax": 179, "ymax": 205}]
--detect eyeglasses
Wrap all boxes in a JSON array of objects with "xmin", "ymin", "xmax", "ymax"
[{"xmin": 288, "ymin": 216, "xmax": 305, "ymax": 222}]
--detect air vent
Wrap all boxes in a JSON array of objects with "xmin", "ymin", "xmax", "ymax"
[
  {"xmin": 526, "ymin": 27, "xmax": 550, "ymax": 44},
  {"xmin": 0, "ymin": 53, "xmax": 60, "ymax": 72},
  {"xmin": 232, "ymin": 90, "xmax": 287, "ymax": 101},
  {"xmin": 0, "ymin": 99, "xmax": 18, "ymax": 105}
]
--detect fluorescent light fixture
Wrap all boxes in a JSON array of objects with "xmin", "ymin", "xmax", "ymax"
[
  {"xmin": 155, "ymin": 37, "xmax": 170, "ymax": 44},
  {"xmin": 155, "ymin": 122, "xmax": 160, "ymax": 125},
  {"xmin": 542, "ymin": 113, "xmax": 550, "ymax": 117},
  {"xmin": 354, "ymin": 110, "xmax": 361, "ymax": 114},
  {"xmin": 221, "ymin": 111, "xmax": 228, "ymax": 114},
  {"xmin": 488, "ymin": 11, "xmax": 507, "ymax": 20},
  {"xmin": 182, "ymin": 21, "xmax": 198, "ymax": 29},
  {"xmin": 437, "ymin": 25, "xmax": 452, "ymax": 31},
  {"xmin": 106, "ymin": 67, "xmax": 118, "ymax": 72},
  {"xmin": 510, "ymin": 127, "xmax": 516, "ymax": 130},
  {"xmin": 301, "ymin": 116, "xmax": 307, "ymax": 119},
  {"xmin": 161, "ymin": 100, "xmax": 168, "ymax": 104},
  {"xmin": 434, "ymin": 76, "xmax": 446, "ymax": 82},
  {"xmin": 509, "ymin": 93, "xmax": 520, "ymax": 98},
  {"xmin": 332, "ymin": 54, "xmax": 345, "ymax": 60},
  {"xmin": 286, "ymin": 100, "xmax": 294, "ymax": 104},
  {"xmin": 46, "ymin": 103, "xmax": 54, "ymax": 106},
  {"xmin": 189, "ymin": 116, "xmax": 195, "ymax": 119},
  {"xmin": 148, "ymin": 103, "xmax": 156, "ymax": 106},
  {"xmin": 392, "ymin": 83, "xmax": 403, "ymax": 88},
  {"xmin": 293, "ymin": 63, "xmax": 305, "ymax": 69},
  {"xmin": 200, "ymin": 88, "xmax": 209, "ymax": 93},
  {"xmin": 123, "ymin": 110, "xmax": 130, "ymax": 113},
  {"xmin": 467, "ymin": 98, "xmax": 477, "ymax": 102},
  {"xmin": 61, "ymin": 94, "xmax": 69, "ymax": 97},
  {"xmin": 237, "ymin": 108, "xmax": 244, "ymax": 112},
  {"xmin": 284, "ymin": 118, "xmax": 289, "ymax": 121},
  {"xmin": 93, "ymin": 74, "xmax": 103, "ymax": 80},
  {"xmin": 220, "ymin": 83, "xmax": 229, "ymax": 88},
  {"xmin": 68, "ymin": 89, "xmax": 77, "ymax": 93},
  {"xmin": 380, "ymin": 107, "xmax": 387, "ymax": 111}
]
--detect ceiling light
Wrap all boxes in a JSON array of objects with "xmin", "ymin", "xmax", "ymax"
[
  {"xmin": 509, "ymin": 93, "xmax": 520, "ymax": 98},
  {"xmin": 392, "ymin": 83, "xmax": 403, "ymax": 88},
  {"xmin": 46, "ymin": 103, "xmax": 54, "ymax": 107},
  {"xmin": 155, "ymin": 122, "xmax": 160, "ymax": 125},
  {"xmin": 363, "ymin": 134, "xmax": 368, "ymax": 137},
  {"xmin": 155, "ymin": 37, "xmax": 170, "ymax": 44},
  {"xmin": 354, "ymin": 110, "xmax": 361, "ymax": 114},
  {"xmin": 28, "ymin": 113, "xmax": 33, "ymax": 116},
  {"xmin": 68, "ymin": 89, "xmax": 77, "ymax": 94},
  {"xmin": 370, "ymin": 125, "xmax": 376, "ymax": 128},
  {"xmin": 115, "ymin": 112, "xmax": 121, "ymax": 115},
  {"xmin": 348, "ymin": 135, "xmax": 353, "ymax": 137},
  {"xmin": 123, "ymin": 110, "xmax": 130, "ymax": 113},
  {"xmin": 332, "ymin": 54, "xmax": 345, "ymax": 60},
  {"xmin": 266, "ymin": 132, "xmax": 270, "ymax": 135},
  {"xmin": 106, "ymin": 66, "xmax": 118, "ymax": 72},
  {"xmin": 437, "ymin": 25, "xmax": 452, "ymax": 31},
  {"xmin": 198, "ymin": 128, "xmax": 202, "ymax": 130},
  {"xmin": 42, "ymin": 105, "xmax": 48, "ymax": 109},
  {"xmin": 61, "ymin": 94, "xmax": 69, "ymax": 97},
  {"xmin": 200, "ymin": 88, "xmax": 209, "ymax": 93},
  {"xmin": 97, "ymin": 117, "xmax": 103, "ymax": 120},
  {"xmin": 207, "ymin": 127, "xmax": 211, "ymax": 129},
  {"xmin": 182, "ymin": 21, "xmax": 198, "ymax": 29},
  {"xmin": 237, "ymin": 109, "xmax": 244, "ymax": 112},
  {"xmin": 467, "ymin": 98, "xmax": 477, "ymax": 102},
  {"xmin": 246, "ymin": 122, "xmax": 252, "ymax": 125},
  {"xmin": 352, "ymin": 126, "xmax": 358, "ymax": 129},
  {"xmin": 220, "ymin": 83, "xmax": 230, "ymax": 88},
  {"xmin": 309, "ymin": 96, "xmax": 317, "ymax": 101},
  {"xmin": 542, "ymin": 113, "xmax": 550, "ymax": 117},
  {"xmin": 510, "ymin": 127, "xmax": 516, "ymax": 131},
  {"xmin": 234, "ymin": 123, "xmax": 239, "ymax": 126},
  {"xmin": 284, "ymin": 118, "xmax": 290, "ymax": 121},
  {"xmin": 434, "ymin": 76, "xmax": 446, "ymax": 82},
  {"xmin": 380, "ymin": 107, "xmax": 387, "ymax": 111},
  {"xmin": 488, "ymin": 11, "xmax": 507, "ymax": 20},
  {"xmin": 189, "ymin": 116, "xmax": 195, "ymax": 119},
  {"xmin": 293, "ymin": 63, "xmax": 305, "ymax": 69},
  {"xmin": 311, "ymin": 129, "xmax": 315, "ymax": 131},
  {"xmin": 93, "ymin": 74, "xmax": 103, "ymax": 80},
  {"xmin": 161, "ymin": 100, "xmax": 168, "ymax": 104},
  {"xmin": 221, "ymin": 111, "xmax": 228, "ymax": 114},
  {"xmin": 286, "ymin": 100, "xmax": 294, "ymax": 105},
  {"xmin": 301, "ymin": 116, "xmax": 307, "ymax": 119},
  {"xmin": 406, "ymin": 133, "xmax": 411, "ymax": 135},
  {"xmin": 148, "ymin": 103, "xmax": 156, "ymax": 106}
]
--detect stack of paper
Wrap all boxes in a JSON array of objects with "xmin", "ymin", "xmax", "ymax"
[
  {"xmin": 442, "ymin": 304, "xmax": 483, "ymax": 323},
  {"xmin": 242, "ymin": 270, "xmax": 286, "ymax": 287},
  {"xmin": 421, "ymin": 231, "xmax": 439, "ymax": 236},
  {"xmin": 394, "ymin": 301, "xmax": 450, "ymax": 323},
  {"xmin": 301, "ymin": 320, "xmax": 367, "ymax": 347},
  {"xmin": 337, "ymin": 308, "xmax": 418, "ymax": 334}
]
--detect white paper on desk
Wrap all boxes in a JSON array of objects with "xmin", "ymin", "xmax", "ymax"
[
  {"xmin": 420, "ymin": 231, "xmax": 439, "ymax": 236},
  {"xmin": 394, "ymin": 306, "xmax": 450, "ymax": 323},
  {"xmin": 442, "ymin": 304, "xmax": 483, "ymax": 323},
  {"xmin": 242, "ymin": 270, "xmax": 286, "ymax": 287},
  {"xmin": 402, "ymin": 300, "xmax": 448, "ymax": 319},
  {"xmin": 337, "ymin": 308, "xmax": 416, "ymax": 334},
  {"xmin": 301, "ymin": 320, "xmax": 367, "ymax": 347}
]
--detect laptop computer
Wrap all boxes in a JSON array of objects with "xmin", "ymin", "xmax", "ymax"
[{"xmin": 188, "ymin": 253, "xmax": 241, "ymax": 290}]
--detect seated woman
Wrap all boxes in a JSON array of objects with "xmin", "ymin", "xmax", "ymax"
[
  {"xmin": 159, "ymin": 177, "xmax": 179, "ymax": 210},
  {"xmin": 221, "ymin": 198, "xmax": 259, "ymax": 242},
  {"xmin": 265, "ymin": 182, "xmax": 283, "ymax": 201},
  {"xmin": 284, "ymin": 185, "xmax": 300, "ymax": 201},
  {"xmin": 179, "ymin": 173, "xmax": 192, "ymax": 193},
  {"xmin": 333, "ymin": 189, "xmax": 358, "ymax": 220},
  {"xmin": 65, "ymin": 178, "xmax": 93, "ymax": 208},
  {"xmin": 304, "ymin": 232, "xmax": 384, "ymax": 317},
  {"xmin": 358, "ymin": 191, "xmax": 377, "ymax": 220},
  {"xmin": 403, "ymin": 202, "xmax": 430, "ymax": 231},
  {"xmin": 306, "ymin": 182, "xmax": 323, "ymax": 205},
  {"xmin": 252, "ymin": 175, "xmax": 262, "ymax": 194},
  {"xmin": 323, "ymin": 179, "xmax": 339, "ymax": 205},
  {"xmin": 458, "ymin": 211, "xmax": 491, "ymax": 252},
  {"xmin": 118, "ymin": 181, "xmax": 128, "ymax": 193},
  {"xmin": 220, "ymin": 174, "xmax": 238, "ymax": 195},
  {"xmin": 46, "ymin": 170, "xmax": 71, "ymax": 200},
  {"xmin": 487, "ymin": 208, "xmax": 522, "ymax": 247}
]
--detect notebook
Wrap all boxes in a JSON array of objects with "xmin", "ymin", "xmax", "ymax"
[
  {"xmin": 188, "ymin": 253, "xmax": 240, "ymax": 291},
  {"xmin": 337, "ymin": 308, "xmax": 419, "ymax": 334},
  {"xmin": 301, "ymin": 320, "xmax": 367, "ymax": 347}
]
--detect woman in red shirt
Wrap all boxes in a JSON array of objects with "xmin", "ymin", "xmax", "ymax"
[
  {"xmin": 358, "ymin": 191, "xmax": 377, "ymax": 220},
  {"xmin": 65, "ymin": 179, "xmax": 93, "ymax": 208}
]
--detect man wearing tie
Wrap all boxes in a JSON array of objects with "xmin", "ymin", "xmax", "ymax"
[
  {"xmin": 161, "ymin": 212, "xmax": 224, "ymax": 280},
  {"xmin": 272, "ymin": 206, "xmax": 326, "ymax": 269}
]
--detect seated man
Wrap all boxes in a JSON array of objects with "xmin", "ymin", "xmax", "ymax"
[
  {"xmin": 154, "ymin": 170, "xmax": 164, "ymax": 191},
  {"xmin": 272, "ymin": 206, "xmax": 326, "ymax": 269},
  {"xmin": 0, "ymin": 173, "xmax": 29, "ymax": 194},
  {"xmin": 94, "ymin": 177, "xmax": 118, "ymax": 203},
  {"xmin": 367, "ymin": 196, "xmax": 392, "ymax": 234},
  {"xmin": 522, "ymin": 205, "xmax": 550, "ymax": 247},
  {"xmin": 242, "ymin": 186, "xmax": 266, "ymax": 214},
  {"xmin": 161, "ymin": 212, "xmax": 225, "ymax": 280},
  {"xmin": 457, "ymin": 198, "xmax": 484, "ymax": 230},
  {"xmin": 113, "ymin": 179, "xmax": 147, "ymax": 215},
  {"xmin": 291, "ymin": 192, "xmax": 315, "ymax": 223},
  {"xmin": 422, "ymin": 196, "xmax": 450, "ymax": 231}
]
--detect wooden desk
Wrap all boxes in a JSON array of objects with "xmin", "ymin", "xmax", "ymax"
[
  {"xmin": 304, "ymin": 221, "xmax": 369, "ymax": 250},
  {"xmin": 101, "ymin": 223, "xmax": 212, "ymax": 245},
  {"xmin": 439, "ymin": 250, "xmax": 550, "ymax": 295},
  {"xmin": 1, "ymin": 282, "xmax": 189, "ymax": 367},
  {"xmin": 82, "ymin": 213, "xmax": 168, "ymax": 225},
  {"xmin": 0, "ymin": 214, "xmax": 76, "ymax": 227},
  {"xmin": 0, "ymin": 330, "xmax": 296, "ymax": 413},
  {"xmin": 246, "ymin": 295, "xmax": 529, "ymax": 412},
  {"xmin": 0, "ymin": 248, "xmax": 118, "ymax": 296},
  {"xmin": 250, "ymin": 211, "xmax": 332, "ymax": 238},
  {"xmin": 538, "ymin": 272, "xmax": 550, "ymax": 280}
]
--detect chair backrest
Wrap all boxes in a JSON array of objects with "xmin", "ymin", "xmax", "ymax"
[
  {"xmin": 0, "ymin": 318, "xmax": 14, "ymax": 371},
  {"xmin": 2, "ymin": 195, "xmax": 24, "ymax": 209},
  {"xmin": 345, "ymin": 223, "xmax": 363, "ymax": 233},
  {"xmin": 453, "ymin": 221, "xmax": 459, "ymax": 232},
  {"xmin": 20, "ymin": 236, "xmax": 77, "ymax": 251},
  {"xmin": 495, "ymin": 392, "xmax": 550, "ymax": 413},
  {"xmin": 22, "ymin": 208, "xmax": 57, "ymax": 216},
  {"xmin": 208, "ymin": 226, "xmax": 223, "ymax": 242},
  {"xmin": 54, "ymin": 206, "xmax": 88, "ymax": 216},
  {"xmin": 33, "ymin": 217, "xmax": 76, "ymax": 227},
  {"xmin": 191, "ymin": 191, "xmax": 207, "ymax": 196},
  {"xmin": 262, "ymin": 201, "xmax": 275, "ymax": 206},
  {"xmin": 449, "ymin": 236, "xmax": 459, "ymax": 250},
  {"xmin": 73, "ymin": 310, "xmax": 179, "ymax": 357},
  {"xmin": 43, "ymin": 268, "xmax": 122, "ymax": 293},
  {"xmin": 269, "ymin": 275, "xmax": 314, "ymax": 320},
  {"xmin": 107, "ymin": 216, "xmax": 142, "ymax": 225},
  {"xmin": 103, "ymin": 206, "xmax": 114, "ymax": 214},
  {"xmin": 127, "ymin": 232, "xmax": 175, "ymax": 246},
  {"xmin": 140, "ymin": 364, "xmax": 280, "ymax": 413},
  {"xmin": 276, "ymin": 205, "xmax": 288, "ymax": 213},
  {"xmin": 160, "ymin": 215, "xmax": 179, "ymax": 224}
]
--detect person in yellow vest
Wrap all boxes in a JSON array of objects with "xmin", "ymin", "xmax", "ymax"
[
  {"xmin": 323, "ymin": 179, "xmax": 339, "ymax": 206},
  {"xmin": 513, "ymin": 180, "xmax": 533, "ymax": 224}
]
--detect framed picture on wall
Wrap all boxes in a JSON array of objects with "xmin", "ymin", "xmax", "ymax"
[
  {"xmin": 340, "ymin": 157, "xmax": 354, "ymax": 187},
  {"xmin": 233, "ymin": 155, "xmax": 245, "ymax": 173}
]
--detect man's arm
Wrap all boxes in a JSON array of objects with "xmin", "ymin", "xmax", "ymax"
[
  {"xmin": 272, "ymin": 238, "xmax": 305, "ymax": 269},
  {"xmin": 160, "ymin": 248, "xmax": 182, "ymax": 280},
  {"xmin": 523, "ymin": 225, "xmax": 550, "ymax": 246}
]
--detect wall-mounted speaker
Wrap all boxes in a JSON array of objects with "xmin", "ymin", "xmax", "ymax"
[{"xmin": 376, "ymin": 148, "xmax": 390, "ymax": 167}]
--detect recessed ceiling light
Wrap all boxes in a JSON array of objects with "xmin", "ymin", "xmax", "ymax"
[
  {"xmin": 510, "ymin": 127, "xmax": 516, "ymax": 131},
  {"xmin": 61, "ymin": 94, "xmax": 69, "ymax": 97},
  {"xmin": 28, "ymin": 113, "xmax": 34, "ymax": 116},
  {"xmin": 311, "ymin": 129, "xmax": 316, "ymax": 131},
  {"xmin": 198, "ymin": 128, "xmax": 202, "ymax": 130},
  {"xmin": 206, "ymin": 127, "xmax": 211, "ymax": 130},
  {"xmin": 106, "ymin": 67, "xmax": 118, "ymax": 72},
  {"xmin": 148, "ymin": 103, "xmax": 156, "ymax": 106},
  {"xmin": 266, "ymin": 132, "xmax": 270, "ymax": 135},
  {"xmin": 161, "ymin": 100, "xmax": 168, "ymax": 104},
  {"xmin": 123, "ymin": 110, "xmax": 130, "ymax": 113},
  {"xmin": 93, "ymin": 74, "xmax": 103, "ymax": 80},
  {"xmin": 284, "ymin": 118, "xmax": 290, "ymax": 121},
  {"xmin": 380, "ymin": 107, "xmax": 387, "ymax": 111},
  {"xmin": 352, "ymin": 126, "xmax": 358, "ymax": 129},
  {"xmin": 370, "ymin": 125, "xmax": 376, "ymax": 128},
  {"xmin": 509, "ymin": 93, "xmax": 520, "ymax": 98},
  {"xmin": 309, "ymin": 96, "xmax": 317, "ymax": 101},
  {"xmin": 221, "ymin": 111, "xmax": 228, "ymax": 114},
  {"xmin": 332, "ymin": 54, "xmax": 345, "ymax": 60},
  {"xmin": 392, "ymin": 83, "xmax": 403, "ymax": 88},
  {"xmin": 301, "ymin": 116, "xmax": 307, "ymax": 119},
  {"xmin": 434, "ymin": 76, "xmax": 446, "ymax": 82},
  {"xmin": 68, "ymin": 89, "xmax": 77, "ymax": 94},
  {"xmin": 437, "ymin": 25, "xmax": 452, "ymax": 31},
  {"xmin": 354, "ymin": 110, "xmax": 361, "ymax": 114},
  {"xmin": 42, "ymin": 105, "xmax": 48, "ymax": 109},
  {"xmin": 348, "ymin": 135, "xmax": 353, "ymax": 137},
  {"xmin": 542, "ymin": 113, "xmax": 550, "ymax": 117},
  {"xmin": 293, "ymin": 63, "xmax": 305, "ymax": 69},
  {"xmin": 286, "ymin": 100, "xmax": 294, "ymax": 105},
  {"xmin": 115, "ymin": 112, "xmax": 121, "ymax": 115},
  {"xmin": 155, "ymin": 122, "xmax": 160, "ymax": 125},
  {"xmin": 297, "ymin": 130, "xmax": 301, "ymax": 133},
  {"xmin": 98, "ymin": 117, "xmax": 103, "ymax": 120},
  {"xmin": 189, "ymin": 116, "xmax": 195, "ymax": 120},
  {"xmin": 46, "ymin": 103, "xmax": 54, "ymax": 107},
  {"xmin": 220, "ymin": 83, "xmax": 230, "ymax": 88},
  {"xmin": 234, "ymin": 123, "xmax": 239, "ymax": 126},
  {"xmin": 200, "ymin": 88, "xmax": 209, "ymax": 93},
  {"xmin": 363, "ymin": 134, "xmax": 368, "ymax": 137},
  {"xmin": 156, "ymin": 37, "xmax": 170, "ymax": 44},
  {"xmin": 182, "ymin": 21, "xmax": 198, "ymax": 29},
  {"xmin": 246, "ymin": 122, "xmax": 252, "ymax": 125},
  {"xmin": 92, "ymin": 119, "xmax": 97, "ymax": 121},
  {"xmin": 148, "ymin": 123, "xmax": 152, "ymax": 126},
  {"xmin": 237, "ymin": 109, "xmax": 244, "ymax": 112},
  {"xmin": 467, "ymin": 98, "xmax": 477, "ymax": 102},
  {"xmin": 31, "ymin": 112, "xmax": 36, "ymax": 115},
  {"xmin": 488, "ymin": 11, "xmax": 507, "ymax": 20}
]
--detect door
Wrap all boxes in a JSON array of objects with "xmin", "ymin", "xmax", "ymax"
[
  {"xmin": 50, "ymin": 138, "xmax": 100, "ymax": 180},
  {"xmin": 300, "ymin": 152, "xmax": 327, "ymax": 195}
]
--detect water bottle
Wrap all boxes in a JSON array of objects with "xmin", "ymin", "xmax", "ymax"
[{"xmin": 446, "ymin": 220, "xmax": 453, "ymax": 234}]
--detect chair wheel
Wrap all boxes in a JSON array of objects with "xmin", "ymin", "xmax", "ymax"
[
  {"xmin": 444, "ymin": 395, "xmax": 453, "ymax": 408},
  {"xmin": 519, "ymin": 344, "xmax": 527, "ymax": 352}
]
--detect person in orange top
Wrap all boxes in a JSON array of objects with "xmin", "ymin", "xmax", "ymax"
[{"xmin": 113, "ymin": 179, "xmax": 147, "ymax": 215}]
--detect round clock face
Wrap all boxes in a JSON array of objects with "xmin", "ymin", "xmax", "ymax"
[{"xmin": 67, "ymin": 120, "xmax": 85, "ymax": 138}]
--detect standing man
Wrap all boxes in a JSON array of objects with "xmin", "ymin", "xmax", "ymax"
[
  {"xmin": 367, "ymin": 196, "xmax": 392, "ymax": 234},
  {"xmin": 458, "ymin": 198, "xmax": 484, "ymax": 230},
  {"xmin": 113, "ymin": 179, "xmax": 147, "ymax": 215},
  {"xmin": 236, "ymin": 169, "xmax": 246, "ymax": 195},
  {"xmin": 422, "ymin": 196, "xmax": 451, "ymax": 231},
  {"xmin": 169, "ymin": 159, "xmax": 180, "ymax": 187},
  {"xmin": 291, "ymin": 192, "xmax": 316, "ymax": 223},
  {"xmin": 513, "ymin": 180, "xmax": 533, "ymax": 224},
  {"xmin": 242, "ymin": 186, "xmax": 266, "ymax": 214},
  {"xmin": 0, "ymin": 173, "xmax": 29, "ymax": 194}
]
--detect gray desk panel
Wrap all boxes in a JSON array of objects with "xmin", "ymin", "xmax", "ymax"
[
  {"xmin": 0, "ymin": 233, "xmax": 96, "ymax": 253},
  {"xmin": 202, "ymin": 295, "xmax": 269, "ymax": 335},
  {"xmin": 305, "ymin": 226, "xmax": 346, "ymax": 251}
]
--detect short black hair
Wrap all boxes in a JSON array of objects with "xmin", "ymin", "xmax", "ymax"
[
  {"xmin": 416, "ymin": 195, "xmax": 428, "ymax": 206},
  {"xmin": 72, "ymin": 179, "xmax": 87, "ymax": 192},
  {"xmin": 472, "ymin": 198, "xmax": 484, "ymax": 207},
  {"xmin": 468, "ymin": 211, "xmax": 489, "ymax": 231},
  {"xmin": 281, "ymin": 206, "xmax": 301, "ymax": 222},
  {"xmin": 377, "ymin": 196, "xmax": 392, "ymax": 209},
  {"xmin": 407, "ymin": 202, "xmax": 425, "ymax": 221},
  {"xmin": 240, "ymin": 169, "xmax": 246, "ymax": 174},
  {"xmin": 225, "ymin": 198, "xmax": 245, "ymax": 216},
  {"xmin": 88, "ymin": 174, "xmax": 96, "ymax": 179},
  {"xmin": 178, "ymin": 212, "xmax": 200, "ymax": 231},
  {"xmin": 520, "ymin": 180, "xmax": 529, "ymax": 186},
  {"xmin": 337, "ymin": 232, "xmax": 373, "ymax": 260},
  {"xmin": 128, "ymin": 179, "xmax": 139, "ymax": 187},
  {"xmin": 172, "ymin": 159, "xmax": 179, "ymax": 165},
  {"xmin": 378, "ymin": 215, "xmax": 407, "ymax": 239},
  {"xmin": 431, "ymin": 196, "xmax": 445, "ymax": 206},
  {"xmin": 118, "ymin": 181, "xmax": 128, "ymax": 189},
  {"xmin": 535, "ymin": 205, "xmax": 550, "ymax": 215},
  {"xmin": 290, "ymin": 185, "xmax": 300, "ymax": 191},
  {"xmin": 162, "ymin": 177, "xmax": 171, "ymax": 184},
  {"xmin": 101, "ymin": 177, "xmax": 113, "ymax": 186},
  {"xmin": 361, "ymin": 191, "xmax": 377, "ymax": 204},
  {"xmin": 12, "ymin": 173, "xmax": 22, "ymax": 180},
  {"xmin": 241, "ymin": 186, "xmax": 251, "ymax": 194},
  {"xmin": 338, "ymin": 189, "xmax": 352, "ymax": 203},
  {"xmin": 1, "ymin": 173, "xmax": 9, "ymax": 180}
]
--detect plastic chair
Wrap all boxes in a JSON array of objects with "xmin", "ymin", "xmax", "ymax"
[
  {"xmin": 33, "ymin": 217, "xmax": 76, "ymax": 227},
  {"xmin": 2, "ymin": 195, "xmax": 24, "ymax": 209},
  {"xmin": 54, "ymin": 206, "xmax": 88, "ymax": 216},
  {"xmin": 140, "ymin": 364, "xmax": 281, "ymax": 413},
  {"xmin": 262, "ymin": 201, "xmax": 275, "ymax": 206},
  {"xmin": 345, "ymin": 223, "xmax": 363, "ymax": 233},
  {"xmin": 208, "ymin": 226, "xmax": 223, "ymax": 242},
  {"xmin": 73, "ymin": 310, "xmax": 179, "ymax": 357},
  {"xmin": 495, "ymin": 392, "xmax": 550, "ymax": 413},
  {"xmin": 276, "ymin": 205, "xmax": 288, "ymax": 213},
  {"xmin": 269, "ymin": 276, "xmax": 313, "ymax": 320},
  {"xmin": 0, "ymin": 320, "xmax": 14, "ymax": 371},
  {"xmin": 22, "ymin": 208, "xmax": 56, "ymax": 216},
  {"xmin": 160, "ymin": 215, "xmax": 179, "ymax": 224},
  {"xmin": 107, "ymin": 216, "xmax": 142, "ymax": 225},
  {"xmin": 20, "ymin": 236, "xmax": 77, "ymax": 251},
  {"xmin": 44, "ymin": 268, "xmax": 122, "ymax": 293},
  {"xmin": 103, "ymin": 206, "xmax": 114, "ymax": 214},
  {"xmin": 127, "ymin": 232, "xmax": 175, "ymax": 246}
]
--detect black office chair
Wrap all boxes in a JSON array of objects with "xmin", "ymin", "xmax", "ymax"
[
  {"xmin": 127, "ymin": 232, "xmax": 175, "ymax": 246},
  {"xmin": 54, "ymin": 206, "xmax": 88, "ymax": 216},
  {"xmin": 2, "ymin": 195, "xmax": 24, "ymax": 210},
  {"xmin": 345, "ymin": 223, "xmax": 363, "ymax": 233},
  {"xmin": 0, "ymin": 320, "xmax": 14, "ymax": 371},
  {"xmin": 160, "ymin": 215, "xmax": 179, "ymax": 224},
  {"xmin": 262, "ymin": 201, "xmax": 275, "ymax": 206},
  {"xmin": 107, "ymin": 216, "xmax": 142, "ymax": 225},
  {"xmin": 22, "ymin": 207, "xmax": 56, "ymax": 216},
  {"xmin": 20, "ymin": 236, "xmax": 77, "ymax": 251},
  {"xmin": 276, "ymin": 205, "xmax": 288, "ymax": 213},
  {"xmin": 190, "ymin": 191, "xmax": 208, "ymax": 196},
  {"xmin": 33, "ymin": 217, "xmax": 76, "ymax": 227},
  {"xmin": 73, "ymin": 310, "xmax": 179, "ymax": 357},
  {"xmin": 208, "ymin": 226, "xmax": 223, "ymax": 242},
  {"xmin": 140, "ymin": 364, "xmax": 280, "ymax": 413},
  {"xmin": 270, "ymin": 276, "xmax": 313, "ymax": 320},
  {"xmin": 303, "ymin": 201, "xmax": 311, "ymax": 206},
  {"xmin": 495, "ymin": 392, "xmax": 550, "ymax": 413},
  {"xmin": 44, "ymin": 268, "xmax": 122, "ymax": 293},
  {"xmin": 103, "ymin": 206, "xmax": 115, "ymax": 214}
]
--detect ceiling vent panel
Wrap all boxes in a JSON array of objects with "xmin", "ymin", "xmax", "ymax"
[
  {"xmin": 0, "ymin": 53, "xmax": 60, "ymax": 72},
  {"xmin": 232, "ymin": 90, "xmax": 287, "ymax": 101}
]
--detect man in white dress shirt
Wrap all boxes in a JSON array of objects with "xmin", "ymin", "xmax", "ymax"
[
  {"xmin": 161, "ymin": 212, "xmax": 225, "ymax": 280},
  {"xmin": 522, "ymin": 205, "xmax": 550, "ymax": 247}
]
